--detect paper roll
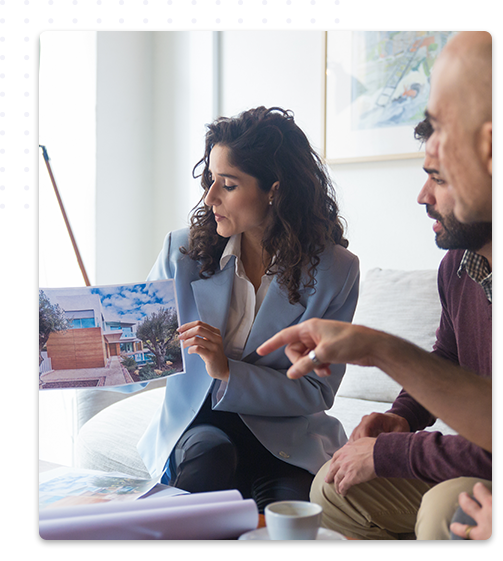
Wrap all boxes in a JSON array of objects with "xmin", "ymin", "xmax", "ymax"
[{"xmin": 39, "ymin": 490, "xmax": 258, "ymax": 540}]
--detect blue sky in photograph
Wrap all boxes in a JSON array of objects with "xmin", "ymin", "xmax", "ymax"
[{"xmin": 91, "ymin": 280, "xmax": 177, "ymax": 324}]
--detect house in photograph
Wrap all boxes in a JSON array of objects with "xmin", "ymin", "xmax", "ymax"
[{"xmin": 43, "ymin": 291, "xmax": 148, "ymax": 372}]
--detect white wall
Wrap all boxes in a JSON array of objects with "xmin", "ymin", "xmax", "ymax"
[
  {"xmin": 39, "ymin": 31, "xmax": 97, "ymax": 288},
  {"xmin": 220, "ymin": 31, "xmax": 326, "ymax": 156},
  {"xmin": 95, "ymin": 32, "xmax": 155, "ymax": 285},
  {"xmin": 95, "ymin": 31, "xmax": 215, "ymax": 285},
  {"xmin": 332, "ymin": 159, "xmax": 445, "ymax": 275},
  {"xmin": 151, "ymin": 31, "xmax": 214, "ymax": 251},
  {"xmin": 219, "ymin": 30, "xmax": 445, "ymax": 278}
]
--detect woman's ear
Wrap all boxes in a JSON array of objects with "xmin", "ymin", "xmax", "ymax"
[{"xmin": 269, "ymin": 181, "xmax": 280, "ymax": 205}]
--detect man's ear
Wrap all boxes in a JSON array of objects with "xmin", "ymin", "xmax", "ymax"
[{"xmin": 479, "ymin": 121, "xmax": 492, "ymax": 176}]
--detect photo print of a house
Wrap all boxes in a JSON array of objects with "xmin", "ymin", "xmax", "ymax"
[{"xmin": 39, "ymin": 280, "xmax": 185, "ymax": 390}]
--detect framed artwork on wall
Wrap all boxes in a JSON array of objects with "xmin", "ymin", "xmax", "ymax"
[{"xmin": 324, "ymin": 30, "xmax": 457, "ymax": 163}]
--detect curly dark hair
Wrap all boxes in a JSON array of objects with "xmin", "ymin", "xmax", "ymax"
[{"xmin": 181, "ymin": 106, "xmax": 348, "ymax": 304}]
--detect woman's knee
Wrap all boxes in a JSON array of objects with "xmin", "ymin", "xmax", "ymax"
[{"xmin": 169, "ymin": 424, "xmax": 238, "ymax": 491}]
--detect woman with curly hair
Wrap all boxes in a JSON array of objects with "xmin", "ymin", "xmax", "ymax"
[{"xmin": 138, "ymin": 106, "xmax": 360, "ymax": 512}]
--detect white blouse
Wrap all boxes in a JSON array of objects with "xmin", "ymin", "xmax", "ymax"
[{"xmin": 219, "ymin": 234, "xmax": 274, "ymax": 361}]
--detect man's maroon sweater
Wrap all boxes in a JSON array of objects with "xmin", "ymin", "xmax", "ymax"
[{"xmin": 373, "ymin": 249, "xmax": 492, "ymax": 483}]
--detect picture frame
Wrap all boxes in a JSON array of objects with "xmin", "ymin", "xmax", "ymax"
[{"xmin": 324, "ymin": 31, "xmax": 457, "ymax": 164}]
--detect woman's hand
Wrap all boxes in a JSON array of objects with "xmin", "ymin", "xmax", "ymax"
[{"xmin": 178, "ymin": 321, "xmax": 230, "ymax": 382}]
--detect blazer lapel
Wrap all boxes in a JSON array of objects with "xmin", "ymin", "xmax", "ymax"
[
  {"xmin": 192, "ymin": 260, "xmax": 305, "ymax": 363},
  {"xmin": 190, "ymin": 257, "xmax": 235, "ymax": 338},
  {"xmin": 242, "ymin": 278, "xmax": 305, "ymax": 361}
]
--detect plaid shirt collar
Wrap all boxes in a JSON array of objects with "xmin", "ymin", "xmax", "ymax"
[{"xmin": 457, "ymin": 250, "xmax": 492, "ymax": 303}]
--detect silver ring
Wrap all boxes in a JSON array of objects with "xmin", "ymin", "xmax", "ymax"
[{"xmin": 308, "ymin": 350, "xmax": 321, "ymax": 365}]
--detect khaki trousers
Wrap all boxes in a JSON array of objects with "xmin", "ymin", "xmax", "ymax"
[{"xmin": 310, "ymin": 460, "xmax": 491, "ymax": 540}]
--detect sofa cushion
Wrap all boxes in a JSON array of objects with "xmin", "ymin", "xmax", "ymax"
[
  {"xmin": 338, "ymin": 268, "xmax": 441, "ymax": 403},
  {"xmin": 75, "ymin": 387, "xmax": 166, "ymax": 479},
  {"xmin": 74, "ymin": 378, "xmax": 167, "ymax": 433},
  {"xmin": 327, "ymin": 396, "xmax": 457, "ymax": 439}
]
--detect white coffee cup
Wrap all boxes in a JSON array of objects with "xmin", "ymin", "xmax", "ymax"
[{"xmin": 265, "ymin": 500, "xmax": 322, "ymax": 540}]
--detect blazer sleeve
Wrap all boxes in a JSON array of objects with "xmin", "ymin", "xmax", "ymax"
[
  {"xmin": 147, "ymin": 232, "xmax": 174, "ymax": 282},
  {"xmin": 213, "ymin": 252, "xmax": 360, "ymax": 417}
]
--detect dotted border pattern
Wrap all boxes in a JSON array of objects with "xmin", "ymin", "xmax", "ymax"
[{"xmin": 33, "ymin": 0, "xmax": 341, "ymax": 30}]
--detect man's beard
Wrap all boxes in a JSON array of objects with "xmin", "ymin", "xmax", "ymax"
[{"xmin": 426, "ymin": 205, "xmax": 492, "ymax": 251}]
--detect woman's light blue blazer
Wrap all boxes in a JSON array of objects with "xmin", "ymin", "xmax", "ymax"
[{"xmin": 136, "ymin": 228, "xmax": 360, "ymax": 479}]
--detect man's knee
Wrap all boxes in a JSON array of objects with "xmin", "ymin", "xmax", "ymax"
[
  {"xmin": 311, "ymin": 465, "xmax": 431, "ymax": 540},
  {"xmin": 416, "ymin": 477, "xmax": 492, "ymax": 540}
]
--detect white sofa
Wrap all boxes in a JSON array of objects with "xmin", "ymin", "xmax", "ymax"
[{"xmin": 74, "ymin": 268, "xmax": 456, "ymax": 479}]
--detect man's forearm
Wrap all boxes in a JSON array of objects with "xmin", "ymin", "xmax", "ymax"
[{"xmin": 373, "ymin": 334, "xmax": 492, "ymax": 452}]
